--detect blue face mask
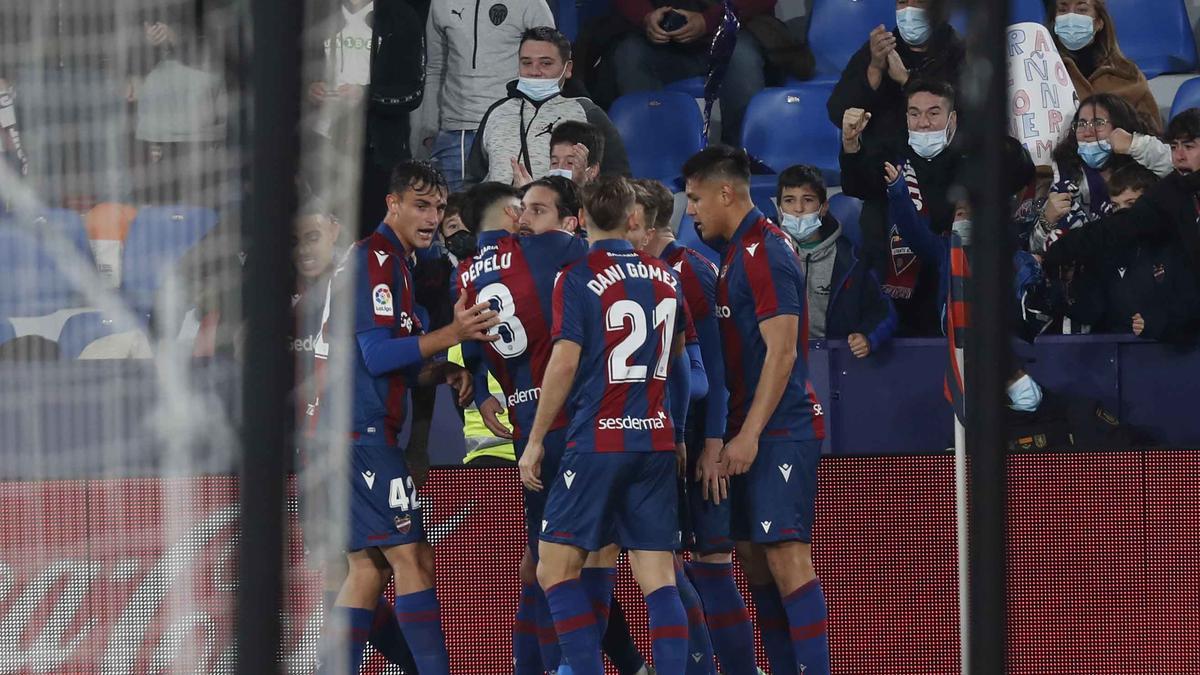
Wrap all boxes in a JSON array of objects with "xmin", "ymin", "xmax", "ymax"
[
  {"xmin": 1054, "ymin": 13, "xmax": 1095, "ymax": 51},
  {"xmin": 896, "ymin": 7, "xmax": 932, "ymax": 47},
  {"xmin": 1077, "ymin": 140, "xmax": 1112, "ymax": 169},
  {"xmin": 1007, "ymin": 374, "xmax": 1044, "ymax": 412},
  {"xmin": 781, "ymin": 211, "xmax": 822, "ymax": 242},
  {"xmin": 545, "ymin": 168, "xmax": 574, "ymax": 181},
  {"xmin": 517, "ymin": 63, "xmax": 568, "ymax": 102}
]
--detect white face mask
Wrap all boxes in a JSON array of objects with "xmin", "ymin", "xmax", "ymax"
[
  {"xmin": 896, "ymin": 6, "xmax": 932, "ymax": 46},
  {"xmin": 1007, "ymin": 373, "xmax": 1044, "ymax": 412},
  {"xmin": 951, "ymin": 218, "xmax": 972, "ymax": 246},
  {"xmin": 909, "ymin": 126, "xmax": 952, "ymax": 159},
  {"xmin": 516, "ymin": 62, "xmax": 569, "ymax": 102},
  {"xmin": 545, "ymin": 168, "xmax": 574, "ymax": 181},
  {"xmin": 781, "ymin": 211, "xmax": 822, "ymax": 241}
]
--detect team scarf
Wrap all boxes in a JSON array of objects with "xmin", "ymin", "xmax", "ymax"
[
  {"xmin": 881, "ymin": 162, "xmax": 927, "ymax": 300},
  {"xmin": 0, "ymin": 84, "xmax": 29, "ymax": 177},
  {"xmin": 944, "ymin": 231, "xmax": 969, "ymax": 423}
]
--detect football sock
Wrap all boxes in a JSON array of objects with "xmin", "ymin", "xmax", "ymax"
[
  {"xmin": 393, "ymin": 588, "xmax": 451, "ymax": 675},
  {"xmin": 688, "ymin": 562, "xmax": 757, "ymax": 675},
  {"xmin": 545, "ymin": 579, "xmax": 604, "ymax": 675},
  {"xmin": 329, "ymin": 606, "xmax": 372, "ymax": 675},
  {"xmin": 645, "ymin": 585, "xmax": 689, "ymax": 675},
  {"xmin": 514, "ymin": 581, "xmax": 545, "ymax": 674},
  {"xmin": 602, "ymin": 596, "xmax": 647, "ymax": 675},
  {"xmin": 535, "ymin": 585, "xmax": 564, "ymax": 672},
  {"xmin": 675, "ymin": 564, "xmax": 717, "ymax": 674},
  {"xmin": 580, "ymin": 567, "xmax": 617, "ymax": 630},
  {"xmin": 782, "ymin": 579, "xmax": 830, "ymax": 675},
  {"xmin": 749, "ymin": 584, "xmax": 799, "ymax": 675}
]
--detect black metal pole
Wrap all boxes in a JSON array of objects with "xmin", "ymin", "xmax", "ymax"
[
  {"xmin": 960, "ymin": 0, "xmax": 1010, "ymax": 673},
  {"xmin": 238, "ymin": 0, "xmax": 301, "ymax": 671}
]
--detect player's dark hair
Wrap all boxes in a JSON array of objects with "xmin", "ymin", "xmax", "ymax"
[
  {"xmin": 1166, "ymin": 108, "xmax": 1200, "ymax": 143},
  {"xmin": 776, "ymin": 165, "xmax": 827, "ymax": 207},
  {"xmin": 1107, "ymin": 163, "xmax": 1159, "ymax": 197},
  {"xmin": 461, "ymin": 182, "xmax": 520, "ymax": 234},
  {"xmin": 581, "ymin": 176, "xmax": 635, "ymax": 232},
  {"xmin": 633, "ymin": 178, "xmax": 675, "ymax": 230},
  {"xmin": 550, "ymin": 120, "xmax": 604, "ymax": 167},
  {"xmin": 681, "ymin": 144, "xmax": 751, "ymax": 186},
  {"xmin": 389, "ymin": 160, "xmax": 448, "ymax": 198},
  {"xmin": 525, "ymin": 176, "xmax": 582, "ymax": 219},
  {"xmin": 905, "ymin": 78, "xmax": 956, "ymax": 111},
  {"xmin": 520, "ymin": 26, "xmax": 571, "ymax": 62}
]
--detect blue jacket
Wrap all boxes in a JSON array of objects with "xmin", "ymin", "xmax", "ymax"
[{"xmin": 808, "ymin": 217, "xmax": 899, "ymax": 351}]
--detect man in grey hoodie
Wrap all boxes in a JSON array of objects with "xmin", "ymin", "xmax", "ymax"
[{"xmin": 420, "ymin": 0, "xmax": 555, "ymax": 191}]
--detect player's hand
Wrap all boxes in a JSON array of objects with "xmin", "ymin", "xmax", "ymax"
[
  {"xmin": 451, "ymin": 293, "xmax": 501, "ymax": 343},
  {"xmin": 1043, "ymin": 191, "xmax": 1073, "ymax": 225},
  {"xmin": 308, "ymin": 81, "xmax": 328, "ymax": 103},
  {"xmin": 666, "ymin": 9, "xmax": 707, "ymax": 44},
  {"xmin": 719, "ymin": 433, "xmax": 758, "ymax": 477},
  {"xmin": 886, "ymin": 49, "xmax": 909, "ymax": 86},
  {"xmin": 883, "ymin": 161, "xmax": 901, "ymax": 185},
  {"xmin": 336, "ymin": 83, "xmax": 365, "ymax": 105},
  {"xmin": 519, "ymin": 440, "xmax": 545, "ymax": 491},
  {"xmin": 842, "ymin": 108, "xmax": 871, "ymax": 153},
  {"xmin": 442, "ymin": 363, "xmax": 474, "ymax": 406},
  {"xmin": 1109, "ymin": 128, "xmax": 1133, "ymax": 155},
  {"xmin": 696, "ymin": 437, "xmax": 727, "ymax": 505},
  {"xmin": 644, "ymin": 6, "xmax": 673, "ymax": 44},
  {"xmin": 510, "ymin": 157, "xmax": 534, "ymax": 189},
  {"xmin": 848, "ymin": 333, "xmax": 871, "ymax": 358},
  {"xmin": 868, "ymin": 25, "xmax": 896, "ymax": 70},
  {"xmin": 479, "ymin": 396, "xmax": 514, "ymax": 439},
  {"xmin": 676, "ymin": 442, "xmax": 687, "ymax": 478},
  {"xmin": 1132, "ymin": 312, "xmax": 1145, "ymax": 336}
]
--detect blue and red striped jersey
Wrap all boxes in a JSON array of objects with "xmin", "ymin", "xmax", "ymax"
[
  {"xmin": 457, "ymin": 229, "xmax": 587, "ymax": 439},
  {"xmin": 342, "ymin": 224, "xmax": 425, "ymax": 445},
  {"xmin": 661, "ymin": 239, "xmax": 727, "ymax": 440},
  {"xmin": 552, "ymin": 239, "xmax": 687, "ymax": 454},
  {"xmin": 715, "ymin": 209, "xmax": 825, "ymax": 442}
]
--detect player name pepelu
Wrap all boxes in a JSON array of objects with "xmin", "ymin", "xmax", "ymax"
[
  {"xmin": 460, "ymin": 251, "xmax": 513, "ymax": 284},
  {"xmin": 587, "ymin": 261, "xmax": 678, "ymax": 296}
]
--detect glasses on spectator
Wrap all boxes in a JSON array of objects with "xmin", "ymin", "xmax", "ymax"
[{"xmin": 1074, "ymin": 118, "xmax": 1111, "ymax": 130}]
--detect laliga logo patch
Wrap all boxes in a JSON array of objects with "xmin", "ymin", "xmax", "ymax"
[
  {"xmin": 563, "ymin": 470, "xmax": 576, "ymax": 489},
  {"xmin": 394, "ymin": 514, "xmax": 412, "ymax": 534},
  {"xmin": 373, "ymin": 283, "xmax": 394, "ymax": 317}
]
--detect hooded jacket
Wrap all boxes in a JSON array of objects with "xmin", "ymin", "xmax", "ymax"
[
  {"xmin": 1062, "ymin": 49, "xmax": 1161, "ymax": 135},
  {"xmin": 465, "ymin": 82, "xmax": 630, "ymax": 185}
]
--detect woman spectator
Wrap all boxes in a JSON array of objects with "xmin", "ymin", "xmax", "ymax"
[
  {"xmin": 1032, "ymin": 93, "xmax": 1169, "ymax": 254},
  {"xmin": 1048, "ymin": 0, "xmax": 1161, "ymax": 134}
]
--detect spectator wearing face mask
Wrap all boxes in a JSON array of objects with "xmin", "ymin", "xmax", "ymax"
[
  {"xmin": 1048, "ymin": 0, "xmax": 1160, "ymax": 134},
  {"xmin": 776, "ymin": 165, "xmax": 896, "ymax": 358},
  {"xmin": 1004, "ymin": 368, "xmax": 1138, "ymax": 451},
  {"xmin": 1032, "ymin": 93, "xmax": 1170, "ymax": 255},
  {"xmin": 827, "ymin": 0, "xmax": 965, "ymax": 152},
  {"xmin": 1057, "ymin": 164, "xmax": 1200, "ymax": 342},
  {"xmin": 547, "ymin": 120, "xmax": 604, "ymax": 186},
  {"xmin": 465, "ymin": 27, "xmax": 630, "ymax": 187}
]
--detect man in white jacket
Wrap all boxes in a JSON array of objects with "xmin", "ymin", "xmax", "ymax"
[{"xmin": 418, "ymin": 0, "xmax": 555, "ymax": 191}]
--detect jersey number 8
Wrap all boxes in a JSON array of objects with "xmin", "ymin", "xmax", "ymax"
[
  {"xmin": 478, "ymin": 282, "xmax": 528, "ymax": 358},
  {"xmin": 606, "ymin": 298, "xmax": 676, "ymax": 384}
]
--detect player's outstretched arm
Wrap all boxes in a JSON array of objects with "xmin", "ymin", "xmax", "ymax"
[
  {"xmin": 721, "ymin": 314, "xmax": 798, "ymax": 476},
  {"xmin": 518, "ymin": 340, "xmax": 581, "ymax": 491}
]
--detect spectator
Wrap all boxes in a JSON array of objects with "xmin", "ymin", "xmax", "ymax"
[
  {"xmin": 438, "ymin": 192, "xmax": 471, "ymax": 265},
  {"xmin": 776, "ymin": 165, "xmax": 896, "ymax": 357},
  {"xmin": 548, "ymin": 120, "xmax": 603, "ymax": 185},
  {"xmin": 1057, "ymin": 163, "xmax": 1199, "ymax": 341},
  {"xmin": 466, "ymin": 27, "xmax": 630, "ymax": 186},
  {"xmin": 418, "ymin": 0, "xmax": 555, "ymax": 191},
  {"xmin": 1032, "ymin": 93, "xmax": 1171, "ymax": 254},
  {"xmin": 607, "ymin": 0, "xmax": 773, "ymax": 145},
  {"xmin": 1048, "ymin": 0, "xmax": 1161, "ymax": 134},
  {"xmin": 828, "ymin": 0, "xmax": 965, "ymax": 151}
]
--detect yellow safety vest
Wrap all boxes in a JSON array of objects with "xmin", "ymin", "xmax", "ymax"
[{"xmin": 449, "ymin": 344, "xmax": 516, "ymax": 463}]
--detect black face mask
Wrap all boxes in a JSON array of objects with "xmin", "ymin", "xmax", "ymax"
[{"xmin": 444, "ymin": 230, "xmax": 477, "ymax": 259}]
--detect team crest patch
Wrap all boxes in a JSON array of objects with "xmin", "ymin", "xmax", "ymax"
[
  {"xmin": 489, "ymin": 3, "xmax": 507, "ymax": 25},
  {"xmin": 394, "ymin": 514, "xmax": 412, "ymax": 534},
  {"xmin": 373, "ymin": 283, "xmax": 394, "ymax": 316}
]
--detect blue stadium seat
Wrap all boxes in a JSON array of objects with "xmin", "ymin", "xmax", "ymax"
[
  {"xmin": 1169, "ymin": 77, "xmax": 1200, "ymax": 121},
  {"xmin": 828, "ymin": 193, "xmax": 864, "ymax": 248},
  {"xmin": 675, "ymin": 211, "xmax": 720, "ymax": 265},
  {"xmin": 121, "ymin": 206, "xmax": 218, "ymax": 312},
  {"xmin": 57, "ymin": 311, "xmax": 122, "ymax": 359},
  {"xmin": 665, "ymin": 77, "xmax": 707, "ymax": 99},
  {"xmin": 1107, "ymin": 0, "xmax": 1198, "ymax": 79},
  {"xmin": 609, "ymin": 91, "xmax": 705, "ymax": 185},
  {"xmin": 808, "ymin": 0, "xmax": 894, "ymax": 82},
  {"xmin": 553, "ymin": 0, "xmax": 579, "ymax": 42},
  {"xmin": 0, "ymin": 225, "xmax": 82, "ymax": 317},
  {"xmin": 0, "ymin": 319, "xmax": 14, "ymax": 347},
  {"xmin": 741, "ymin": 86, "xmax": 841, "ymax": 185},
  {"xmin": 29, "ymin": 209, "xmax": 93, "ymax": 263},
  {"xmin": 750, "ymin": 178, "xmax": 780, "ymax": 221}
]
